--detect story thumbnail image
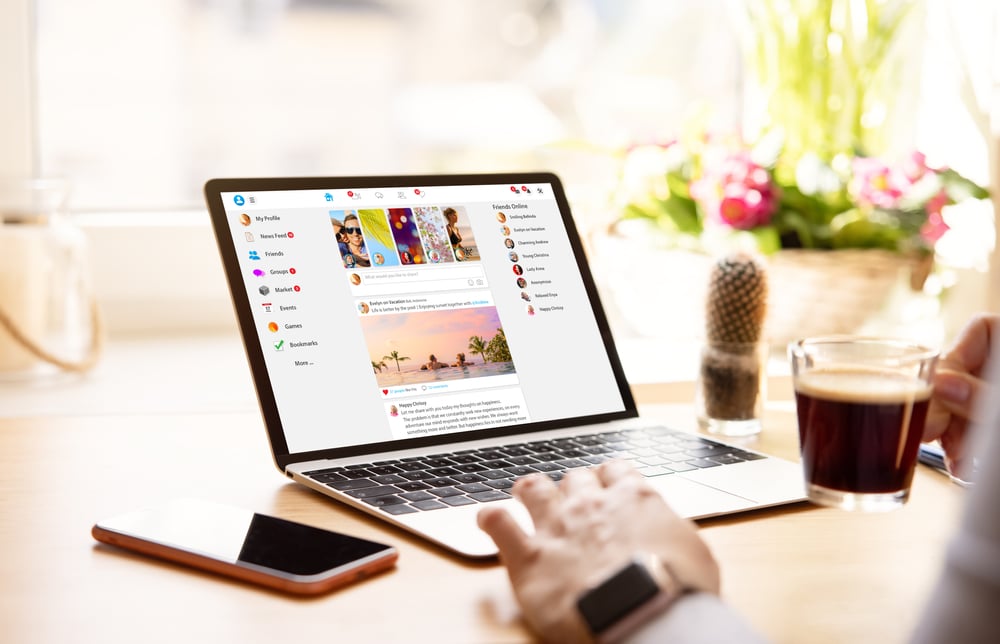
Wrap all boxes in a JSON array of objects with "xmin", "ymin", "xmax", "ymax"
[
  {"xmin": 363, "ymin": 307, "xmax": 515, "ymax": 387},
  {"xmin": 442, "ymin": 205, "xmax": 479, "ymax": 262},
  {"xmin": 357, "ymin": 209, "xmax": 400, "ymax": 268},
  {"xmin": 388, "ymin": 208, "xmax": 425, "ymax": 265},
  {"xmin": 412, "ymin": 206, "xmax": 456, "ymax": 265},
  {"xmin": 330, "ymin": 209, "xmax": 371, "ymax": 268}
]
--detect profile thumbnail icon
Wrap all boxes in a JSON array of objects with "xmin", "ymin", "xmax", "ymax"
[
  {"xmin": 512, "ymin": 264, "xmax": 523, "ymax": 275},
  {"xmin": 496, "ymin": 212, "xmax": 507, "ymax": 223},
  {"xmin": 239, "ymin": 213, "xmax": 251, "ymax": 226},
  {"xmin": 516, "ymin": 277, "xmax": 527, "ymax": 289}
]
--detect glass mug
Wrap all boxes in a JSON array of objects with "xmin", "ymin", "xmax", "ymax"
[{"xmin": 788, "ymin": 337, "xmax": 938, "ymax": 512}]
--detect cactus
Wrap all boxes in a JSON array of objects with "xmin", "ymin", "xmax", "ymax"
[{"xmin": 699, "ymin": 253, "xmax": 769, "ymax": 427}]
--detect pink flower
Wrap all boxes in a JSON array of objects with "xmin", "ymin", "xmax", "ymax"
[
  {"xmin": 921, "ymin": 211, "xmax": 949, "ymax": 244},
  {"xmin": 926, "ymin": 188, "xmax": 949, "ymax": 216},
  {"xmin": 902, "ymin": 151, "xmax": 930, "ymax": 182},
  {"xmin": 850, "ymin": 157, "xmax": 906, "ymax": 209},
  {"xmin": 692, "ymin": 151, "xmax": 778, "ymax": 230}
]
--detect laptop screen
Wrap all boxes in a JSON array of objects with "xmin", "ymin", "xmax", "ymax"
[{"xmin": 206, "ymin": 174, "xmax": 635, "ymax": 464}]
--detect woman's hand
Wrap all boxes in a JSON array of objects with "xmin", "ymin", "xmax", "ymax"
[
  {"xmin": 925, "ymin": 313, "xmax": 999, "ymax": 477},
  {"xmin": 477, "ymin": 461, "xmax": 719, "ymax": 643}
]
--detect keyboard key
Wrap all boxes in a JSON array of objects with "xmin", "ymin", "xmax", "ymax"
[
  {"xmin": 395, "ymin": 481, "xmax": 432, "ymax": 492},
  {"xmin": 709, "ymin": 454, "xmax": 748, "ymax": 465},
  {"xmin": 533, "ymin": 452, "xmax": 563, "ymax": 462},
  {"xmin": 686, "ymin": 446, "xmax": 735, "ymax": 458},
  {"xmin": 397, "ymin": 462, "xmax": 428, "ymax": 472},
  {"xmin": 485, "ymin": 478, "xmax": 515, "ymax": 490},
  {"xmin": 411, "ymin": 499, "xmax": 448, "ymax": 511},
  {"xmin": 638, "ymin": 455, "xmax": 670, "ymax": 467},
  {"xmin": 556, "ymin": 458, "xmax": 588, "ymax": 469},
  {"xmin": 363, "ymin": 495, "xmax": 408, "ymax": 507},
  {"xmin": 429, "ymin": 486, "xmax": 465, "ymax": 498},
  {"xmin": 381, "ymin": 504, "xmax": 418, "ymax": 515},
  {"xmin": 637, "ymin": 465, "xmax": 672, "ymax": 477},
  {"xmin": 469, "ymin": 490, "xmax": 512, "ymax": 503},
  {"xmin": 480, "ymin": 469, "xmax": 512, "ymax": 480},
  {"xmin": 737, "ymin": 451, "xmax": 768, "ymax": 461},
  {"xmin": 454, "ymin": 463, "xmax": 487, "ymax": 473},
  {"xmin": 481, "ymin": 459, "xmax": 514, "ymax": 469},
  {"xmin": 368, "ymin": 465, "xmax": 403, "ymax": 475},
  {"xmin": 504, "ymin": 466, "xmax": 539, "ymax": 477},
  {"xmin": 309, "ymin": 472, "xmax": 347, "ymax": 483},
  {"xmin": 346, "ymin": 485, "xmax": 404, "ymax": 499},
  {"xmin": 686, "ymin": 459, "xmax": 722, "ymax": 469},
  {"xmin": 303, "ymin": 467, "xmax": 342, "ymax": 476},
  {"xmin": 452, "ymin": 473, "xmax": 486, "ymax": 484},
  {"xmin": 499, "ymin": 447, "xmax": 531, "ymax": 457},
  {"xmin": 400, "ymin": 491, "xmax": 436, "ymax": 502},
  {"xmin": 372, "ymin": 474, "xmax": 408, "ymax": 485},
  {"xmin": 424, "ymin": 477, "xmax": 460, "ymax": 488},
  {"xmin": 456, "ymin": 482, "xmax": 492, "ymax": 494},
  {"xmin": 529, "ymin": 461, "xmax": 562, "ymax": 472},
  {"xmin": 581, "ymin": 455, "xmax": 609, "ymax": 465},
  {"xmin": 449, "ymin": 454, "xmax": 482, "ymax": 464},
  {"xmin": 341, "ymin": 469, "xmax": 375, "ymax": 479},
  {"xmin": 427, "ymin": 467, "xmax": 462, "ymax": 477},
  {"xmin": 666, "ymin": 463, "xmax": 698, "ymax": 472},
  {"xmin": 506, "ymin": 455, "xmax": 539, "ymax": 465},
  {"xmin": 421, "ymin": 458, "xmax": 455, "ymax": 468},
  {"xmin": 441, "ymin": 495, "xmax": 477, "ymax": 507},
  {"xmin": 475, "ymin": 451, "xmax": 507, "ymax": 460},
  {"xmin": 328, "ymin": 478, "xmax": 378, "ymax": 491},
  {"xmin": 557, "ymin": 448, "xmax": 588, "ymax": 458},
  {"xmin": 400, "ymin": 470, "xmax": 435, "ymax": 481}
]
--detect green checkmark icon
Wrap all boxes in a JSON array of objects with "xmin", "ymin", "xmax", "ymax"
[{"xmin": 274, "ymin": 339, "xmax": 284, "ymax": 351}]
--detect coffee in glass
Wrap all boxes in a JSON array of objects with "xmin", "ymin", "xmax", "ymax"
[{"xmin": 789, "ymin": 338, "xmax": 938, "ymax": 511}]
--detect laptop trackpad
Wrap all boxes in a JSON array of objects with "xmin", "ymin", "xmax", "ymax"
[{"xmin": 649, "ymin": 475, "xmax": 758, "ymax": 519}]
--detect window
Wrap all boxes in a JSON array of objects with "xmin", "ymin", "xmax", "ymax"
[{"xmin": 7, "ymin": 0, "xmax": 997, "ymax": 343}]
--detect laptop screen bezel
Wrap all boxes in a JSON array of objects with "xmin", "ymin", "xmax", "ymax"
[{"xmin": 204, "ymin": 172, "xmax": 638, "ymax": 471}]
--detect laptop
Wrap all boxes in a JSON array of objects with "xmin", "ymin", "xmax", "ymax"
[{"xmin": 203, "ymin": 172, "xmax": 806, "ymax": 558}]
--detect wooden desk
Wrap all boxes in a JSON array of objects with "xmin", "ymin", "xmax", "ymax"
[{"xmin": 0, "ymin": 381, "xmax": 966, "ymax": 643}]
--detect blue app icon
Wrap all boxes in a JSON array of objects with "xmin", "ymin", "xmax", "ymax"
[
  {"xmin": 234, "ymin": 195, "xmax": 245, "ymax": 206},
  {"xmin": 249, "ymin": 250, "xmax": 261, "ymax": 261},
  {"xmin": 324, "ymin": 193, "xmax": 333, "ymax": 202}
]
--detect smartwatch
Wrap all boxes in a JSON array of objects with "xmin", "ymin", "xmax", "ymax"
[{"xmin": 576, "ymin": 553, "xmax": 683, "ymax": 643}]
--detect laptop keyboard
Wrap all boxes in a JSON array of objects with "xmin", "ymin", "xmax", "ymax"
[{"xmin": 302, "ymin": 426, "xmax": 766, "ymax": 516}]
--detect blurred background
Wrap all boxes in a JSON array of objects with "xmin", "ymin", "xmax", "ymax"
[{"xmin": 1, "ymin": 0, "xmax": 998, "ymax": 384}]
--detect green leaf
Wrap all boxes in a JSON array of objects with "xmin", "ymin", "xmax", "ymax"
[
  {"xmin": 750, "ymin": 226, "xmax": 782, "ymax": 254},
  {"xmin": 665, "ymin": 172, "xmax": 692, "ymax": 198},
  {"xmin": 660, "ymin": 195, "xmax": 702, "ymax": 234},
  {"xmin": 939, "ymin": 168, "xmax": 990, "ymax": 201},
  {"xmin": 831, "ymin": 218, "xmax": 902, "ymax": 250}
]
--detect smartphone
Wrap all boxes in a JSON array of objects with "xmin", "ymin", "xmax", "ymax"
[{"xmin": 92, "ymin": 498, "xmax": 398, "ymax": 595}]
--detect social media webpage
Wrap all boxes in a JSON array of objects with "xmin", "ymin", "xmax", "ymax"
[{"xmin": 223, "ymin": 182, "xmax": 627, "ymax": 454}]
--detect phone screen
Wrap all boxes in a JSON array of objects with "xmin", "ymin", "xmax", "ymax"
[{"xmin": 94, "ymin": 499, "xmax": 394, "ymax": 577}]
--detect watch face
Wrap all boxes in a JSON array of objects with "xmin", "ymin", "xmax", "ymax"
[{"xmin": 576, "ymin": 560, "xmax": 662, "ymax": 634}]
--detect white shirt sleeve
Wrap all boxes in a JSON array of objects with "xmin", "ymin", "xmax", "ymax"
[{"xmin": 910, "ymin": 340, "xmax": 1000, "ymax": 644}]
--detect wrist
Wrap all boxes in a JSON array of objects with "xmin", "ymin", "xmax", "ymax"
[{"xmin": 576, "ymin": 553, "xmax": 685, "ymax": 644}]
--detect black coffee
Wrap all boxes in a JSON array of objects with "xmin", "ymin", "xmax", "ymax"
[{"xmin": 794, "ymin": 369, "xmax": 931, "ymax": 494}]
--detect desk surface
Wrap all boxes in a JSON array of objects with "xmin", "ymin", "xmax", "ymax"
[{"xmin": 0, "ymin": 380, "xmax": 965, "ymax": 644}]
